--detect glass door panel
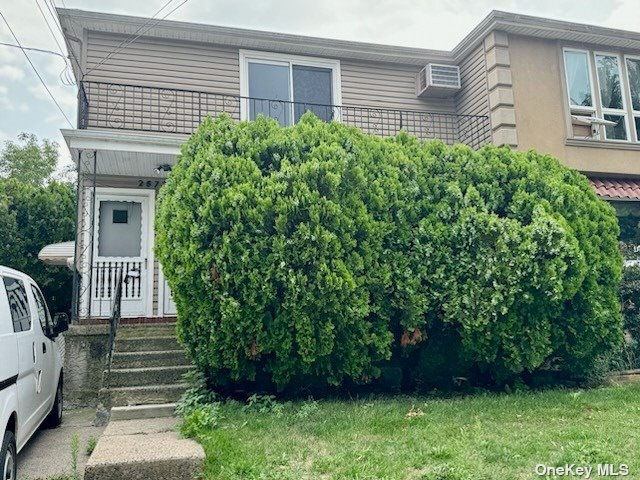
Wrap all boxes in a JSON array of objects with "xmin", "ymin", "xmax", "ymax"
[
  {"xmin": 292, "ymin": 65, "xmax": 333, "ymax": 122},
  {"xmin": 248, "ymin": 62, "xmax": 291, "ymax": 126}
]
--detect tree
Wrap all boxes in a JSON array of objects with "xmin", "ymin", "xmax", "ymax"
[
  {"xmin": 0, "ymin": 133, "xmax": 59, "ymax": 186},
  {"xmin": 156, "ymin": 114, "xmax": 622, "ymax": 392},
  {"xmin": 0, "ymin": 179, "xmax": 76, "ymax": 314}
]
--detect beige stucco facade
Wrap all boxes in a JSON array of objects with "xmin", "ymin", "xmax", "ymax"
[{"xmin": 506, "ymin": 34, "xmax": 640, "ymax": 176}]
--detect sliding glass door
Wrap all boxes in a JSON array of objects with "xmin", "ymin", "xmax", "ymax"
[{"xmin": 244, "ymin": 53, "xmax": 338, "ymax": 125}]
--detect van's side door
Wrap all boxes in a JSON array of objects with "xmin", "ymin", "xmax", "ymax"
[
  {"xmin": 0, "ymin": 276, "xmax": 19, "ymax": 432},
  {"xmin": 2, "ymin": 276, "xmax": 43, "ymax": 448},
  {"xmin": 28, "ymin": 283, "xmax": 56, "ymax": 417}
]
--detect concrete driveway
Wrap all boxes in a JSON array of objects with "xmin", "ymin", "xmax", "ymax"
[{"xmin": 17, "ymin": 408, "xmax": 106, "ymax": 480}]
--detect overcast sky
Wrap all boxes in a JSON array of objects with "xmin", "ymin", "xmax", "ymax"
[{"xmin": 0, "ymin": 0, "xmax": 638, "ymax": 170}]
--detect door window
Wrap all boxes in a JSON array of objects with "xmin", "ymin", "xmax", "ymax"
[
  {"xmin": 30, "ymin": 285, "xmax": 51, "ymax": 335},
  {"xmin": 3, "ymin": 276, "xmax": 31, "ymax": 333},
  {"xmin": 98, "ymin": 200, "xmax": 142, "ymax": 257}
]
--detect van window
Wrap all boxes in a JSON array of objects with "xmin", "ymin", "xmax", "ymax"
[
  {"xmin": 3, "ymin": 276, "xmax": 32, "ymax": 333},
  {"xmin": 31, "ymin": 284, "xmax": 51, "ymax": 335}
]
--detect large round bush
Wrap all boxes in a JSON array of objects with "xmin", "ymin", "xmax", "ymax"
[{"xmin": 156, "ymin": 114, "xmax": 622, "ymax": 390}]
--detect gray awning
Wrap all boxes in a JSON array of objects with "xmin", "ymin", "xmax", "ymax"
[{"xmin": 38, "ymin": 241, "xmax": 75, "ymax": 267}]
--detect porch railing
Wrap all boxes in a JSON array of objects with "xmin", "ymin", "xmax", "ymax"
[
  {"xmin": 94, "ymin": 260, "xmax": 143, "ymax": 300},
  {"xmin": 78, "ymin": 81, "xmax": 491, "ymax": 149}
]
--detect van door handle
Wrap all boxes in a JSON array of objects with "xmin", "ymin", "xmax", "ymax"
[
  {"xmin": 32, "ymin": 342, "xmax": 36, "ymax": 363},
  {"xmin": 42, "ymin": 343, "xmax": 47, "ymax": 354}
]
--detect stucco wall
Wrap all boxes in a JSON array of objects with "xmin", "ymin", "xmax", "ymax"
[{"xmin": 508, "ymin": 34, "xmax": 640, "ymax": 176}]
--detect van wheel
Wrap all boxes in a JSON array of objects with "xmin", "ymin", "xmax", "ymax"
[
  {"xmin": 45, "ymin": 378, "xmax": 63, "ymax": 428},
  {"xmin": 1, "ymin": 431, "xmax": 16, "ymax": 480}
]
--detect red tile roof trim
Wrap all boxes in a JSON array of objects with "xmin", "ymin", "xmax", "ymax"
[{"xmin": 590, "ymin": 178, "xmax": 640, "ymax": 200}]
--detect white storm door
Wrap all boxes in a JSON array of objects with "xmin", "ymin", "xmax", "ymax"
[{"xmin": 92, "ymin": 191, "xmax": 151, "ymax": 318}]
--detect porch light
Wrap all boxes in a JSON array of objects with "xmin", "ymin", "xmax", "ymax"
[{"xmin": 154, "ymin": 164, "xmax": 172, "ymax": 175}]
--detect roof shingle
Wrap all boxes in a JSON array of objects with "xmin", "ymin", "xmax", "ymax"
[{"xmin": 590, "ymin": 178, "xmax": 640, "ymax": 200}]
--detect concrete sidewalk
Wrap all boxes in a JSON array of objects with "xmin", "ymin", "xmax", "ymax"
[{"xmin": 17, "ymin": 408, "xmax": 106, "ymax": 480}]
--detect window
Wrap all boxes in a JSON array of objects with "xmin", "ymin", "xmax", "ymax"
[
  {"xmin": 31, "ymin": 284, "xmax": 51, "ymax": 335},
  {"xmin": 98, "ymin": 201, "xmax": 142, "ymax": 257},
  {"xmin": 595, "ymin": 53, "xmax": 628, "ymax": 141},
  {"xmin": 3, "ymin": 276, "xmax": 31, "ymax": 333},
  {"xmin": 241, "ymin": 51, "xmax": 340, "ymax": 126},
  {"xmin": 112, "ymin": 209, "xmax": 128, "ymax": 224},
  {"xmin": 563, "ymin": 50, "xmax": 594, "ymax": 111},
  {"xmin": 627, "ymin": 56, "xmax": 640, "ymax": 142}
]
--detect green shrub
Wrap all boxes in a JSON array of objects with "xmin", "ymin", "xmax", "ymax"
[
  {"xmin": 175, "ymin": 371, "xmax": 219, "ymax": 417},
  {"xmin": 0, "ymin": 179, "xmax": 75, "ymax": 313},
  {"xmin": 180, "ymin": 404, "xmax": 221, "ymax": 439},
  {"xmin": 618, "ymin": 265, "xmax": 640, "ymax": 369},
  {"xmin": 156, "ymin": 114, "xmax": 623, "ymax": 391}
]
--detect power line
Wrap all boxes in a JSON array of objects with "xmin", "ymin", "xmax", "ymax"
[
  {"xmin": 35, "ymin": 0, "xmax": 65, "ymax": 56},
  {"xmin": 85, "ymin": 0, "xmax": 190, "ymax": 76},
  {"xmin": 0, "ymin": 41, "xmax": 67, "ymax": 59},
  {"xmin": 45, "ymin": 0, "xmax": 84, "ymax": 78},
  {"xmin": 0, "ymin": 11, "xmax": 74, "ymax": 128},
  {"xmin": 34, "ymin": 0, "xmax": 75, "ymax": 85}
]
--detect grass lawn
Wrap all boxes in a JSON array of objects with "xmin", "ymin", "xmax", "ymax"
[{"xmin": 190, "ymin": 382, "xmax": 640, "ymax": 480}]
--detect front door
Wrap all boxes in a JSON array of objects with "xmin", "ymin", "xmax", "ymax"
[{"xmin": 91, "ymin": 191, "xmax": 151, "ymax": 318}]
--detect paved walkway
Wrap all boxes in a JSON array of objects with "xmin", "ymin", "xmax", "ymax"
[{"xmin": 17, "ymin": 408, "xmax": 106, "ymax": 480}]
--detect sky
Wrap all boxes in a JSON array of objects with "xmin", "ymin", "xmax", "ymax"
[{"xmin": 0, "ymin": 0, "xmax": 639, "ymax": 172}]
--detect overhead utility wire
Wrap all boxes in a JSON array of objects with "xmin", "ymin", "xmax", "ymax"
[
  {"xmin": 84, "ymin": 0, "xmax": 190, "ymax": 77},
  {"xmin": 0, "ymin": 11, "xmax": 74, "ymax": 128}
]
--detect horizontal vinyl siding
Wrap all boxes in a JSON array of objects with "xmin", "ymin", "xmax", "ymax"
[
  {"xmin": 341, "ymin": 60, "xmax": 456, "ymax": 113},
  {"xmin": 87, "ymin": 32, "xmax": 453, "ymax": 114},
  {"xmin": 455, "ymin": 46, "xmax": 489, "ymax": 117},
  {"xmin": 86, "ymin": 32, "xmax": 240, "ymax": 95}
]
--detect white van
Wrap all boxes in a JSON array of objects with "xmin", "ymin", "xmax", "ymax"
[{"xmin": 0, "ymin": 266, "xmax": 68, "ymax": 480}]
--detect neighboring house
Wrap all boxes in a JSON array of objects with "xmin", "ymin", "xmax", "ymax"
[{"xmin": 54, "ymin": 8, "xmax": 640, "ymax": 323}]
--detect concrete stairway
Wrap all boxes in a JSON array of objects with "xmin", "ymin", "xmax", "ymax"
[{"xmin": 99, "ymin": 323, "xmax": 192, "ymax": 408}]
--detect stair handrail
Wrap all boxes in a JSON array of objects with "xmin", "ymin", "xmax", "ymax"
[{"xmin": 106, "ymin": 266, "xmax": 126, "ymax": 376}]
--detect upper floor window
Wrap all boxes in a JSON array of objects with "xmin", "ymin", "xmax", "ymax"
[
  {"xmin": 595, "ymin": 53, "xmax": 628, "ymax": 140},
  {"xmin": 564, "ymin": 50, "xmax": 594, "ymax": 111},
  {"xmin": 240, "ymin": 51, "xmax": 341, "ymax": 126},
  {"xmin": 627, "ymin": 56, "xmax": 640, "ymax": 141},
  {"xmin": 563, "ymin": 48, "xmax": 639, "ymax": 143}
]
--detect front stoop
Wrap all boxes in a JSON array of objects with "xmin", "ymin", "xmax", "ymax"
[
  {"xmin": 99, "ymin": 323, "xmax": 193, "ymax": 408},
  {"xmin": 84, "ymin": 417, "xmax": 204, "ymax": 480}
]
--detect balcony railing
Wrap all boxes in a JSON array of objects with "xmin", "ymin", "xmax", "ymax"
[{"xmin": 78, "ymin": 81, "xmax": 491, "ymax": 149}]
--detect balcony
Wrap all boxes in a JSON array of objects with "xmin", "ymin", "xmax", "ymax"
[{"xmin": 78, "ymin": 81, "xmax": 491, "ymax": 149}]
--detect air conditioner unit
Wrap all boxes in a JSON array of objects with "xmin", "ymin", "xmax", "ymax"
[{"xmin": 417, "ymin": 64, "xmax": 461, "ymax": 98}]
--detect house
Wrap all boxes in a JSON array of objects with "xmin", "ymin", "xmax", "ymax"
[{"xmin": 53, "ymin": 8, "xmax": 640, "ymax": 325}]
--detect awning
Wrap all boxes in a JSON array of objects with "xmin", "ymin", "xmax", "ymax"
[
  {"xmin": 61, "ymin": 128, "xmax": 183, "ymax": 177},
  {"xmin": 590, "ymin": 178, "xmax": 640, "ymax": 201},
  {"xmin": 38, "ymin": 241, "xmax": 75, "ymax": 267}
]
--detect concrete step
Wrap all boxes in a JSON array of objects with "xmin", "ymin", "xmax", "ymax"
[
  {"xmin": 108, "ymin": 365, "xmax": 192, "ymax": 388},
  {"xmin": 100, "ymin": 383, "xmax": 189, "ymax": 408},
  {"xmin": 116, "ymin": 323, "xmax": 177, "ymax": 339},
  {"xmin": 111, "ymin": 350, "xmax": 191, "ymax": 369},
  {"xmin": 85, "ymin": 417, "xmax": 204, "ymax": 480},
  {"xmin": 114, "ymin": 335, "xmax": 181, "ymax": 353},
  {"xmin": 110, "ymin": 403, "xmax": 177, "ymax": 421}
]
